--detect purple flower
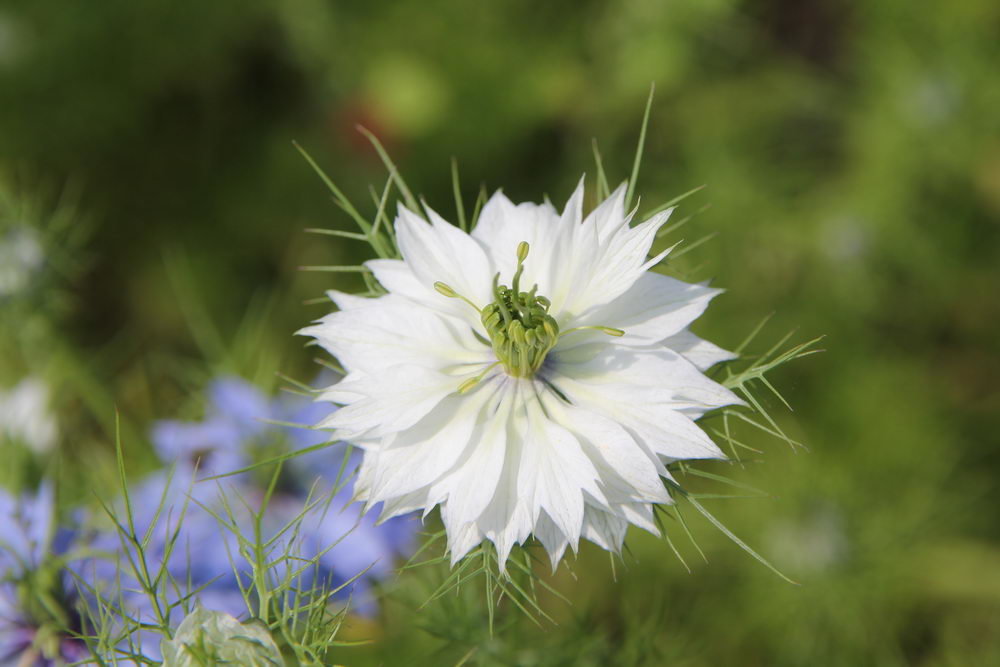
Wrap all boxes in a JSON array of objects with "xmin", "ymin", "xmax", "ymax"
[
  {"xmin": 134, "ymin": 375, "xmax": 420, "ymax": 621},
  {"xmin": 0, "ymin": 484, "xmax": 89, "ymax": 666},
  {"xmin": 91, "ymin": 472, "xmax": 248, "ymax": 613},
  {"xmin": 265, "ymin": 460, "xmax": 419, "ymax": 616},
  {"xmin": 78, "ymin": 471, "xmax": 251, "ymax": 662},
  {"xmin": 151, "ymin": 376, "xmax": 272, "ymax": 478},
  {"xmin": 274, "ymin": 377, "xmax": 421, "ymax": 613}
]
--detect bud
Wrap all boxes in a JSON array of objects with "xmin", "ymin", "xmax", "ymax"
[{"xmin": 161, "ymin": 606, "xmax": 285, "ymax": 667}]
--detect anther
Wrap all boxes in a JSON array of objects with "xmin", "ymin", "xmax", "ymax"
[
  {"xmin": 517, "ymin": 241, "xmax": 530, "ymax": 263},
  {"xmin": 559, "ymin": 325, "xmax": 626, "ymax": 338},
  {"xmin": 434, "ymin": 281, "xmax": 457, "ymax": 298},
  {"xmin": 434, "ymin": 281, "xmax": 482, "ymax": 314},
  {"xmin": 469, "ymin": 240, "xmax": 565, "ymax": 379}
]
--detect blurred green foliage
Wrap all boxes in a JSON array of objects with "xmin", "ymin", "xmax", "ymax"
[{"xmin": 1, "ymin": 0, "xmax": 998, "ymax": 664}]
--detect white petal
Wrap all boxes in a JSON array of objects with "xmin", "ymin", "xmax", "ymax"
[
  {"xmin": 325, "ymin": 289, "xmax": 374, "ymax": 312},
  {"xmin": 364, "ymin": 388, "xmax": 495, "ymax": 504},
  {"xmin": 533, "ymin": 510, "xmax": 570, "ymax": 571},
  {"xmin": 318, "ymin": 365, "xmax": 458, "ymax": 440},
  {"xmin": 471, "ymin": 190, "xmax": 568, "ymax": 309},
  {"xmin": 443, "ymin": 512, "xmax": 485, "ymax": 565},
  {"xmin": 557, "ymin": 209, "xmax": 674, "ymax": 317},
  {"xmin": 515, "ymin": 397, "xmax": 601, "ymax": 551},
  {"xmin": 378, "ymin": 489, "xmax": 430, "ymax": 521},
  {"xmin": 617, "ymin": 501, "xmax": 661, "ymax": 535},
  {"xmin": 472, "ymin": 191, "xmax": 561, "ymax": 274},
  {"xmin": 558, "ymin": 177, "xmax": 586, "ymax": 229},
  {"xmin": 552, "ymin": 349, "xmax": 730, "ymax": 460},
  {"xmin": 581, "ymin": 505, "xmax": 629, "ymax": 552},
  {"xmin": 546, "ymin": 401, "xmax": 669, "ymax": 505},
  {"xmin": 475, "ymin": 414, "xmax": 531, "ymax": 569},
  {"xmin": 552, "ymin": 343, "xmax": 741, "ymax": 416},
  {"xmin": 663, "ymin": 329, "xmax": 737, "ymax": 371},
  {"xmin": 300, "ymin": 293, "xmax": 490, "ymax": 375},
  {"xmin": 426, "ymin": 380, "xmax": 514, "ymax": 527},
  {"xmin": 565, "ymin": 272, "xmax": 722, "ymax": 346},
  {"xmin": 582, "ymin": 182, "xmax": 628, "ymax": 244},
  {"xmin": 395, "ymin": 204, "xmax": 494, "ymax": 318},
  {"xmin": 364, "ymin": 258, "xmax": 430, "ymax": 303}
]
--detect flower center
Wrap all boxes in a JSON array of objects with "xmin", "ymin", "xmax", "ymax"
[
  {"xmin": 480, "ymin": 242, "xmax": 558, "ymax": 378},
  {"xmin": 435, "ymin": 241, "xmax": 625, "ymax": 392}
]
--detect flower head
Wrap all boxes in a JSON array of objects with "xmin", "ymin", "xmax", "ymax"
[
  {"xmin": 151, "ymin": 376, "xmax": 273, "ymax": 477},
  {"xmin": 267, "ymin": 464, "xmax": 417, "ymax": 616},
  {"xmin": 301, "ymin": 181, "xmax": 742, "ymax": 569},
  {"xmin": 0, "ymin": 377, "xmax": 58, "ymax": 454},
  {"xmin": 86, "ymin": 374, "xmax": 417, "ymax": 647},
  {"xmin": 0, "ymin": 225, "xmax": 44, "ymax": 298},
  {"xmin": 0, "ymin": 484, "xmax": 89, "ymax": 665}
]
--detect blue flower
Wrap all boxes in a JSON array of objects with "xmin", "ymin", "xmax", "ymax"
[
  {"xmin": 78, "ymin": 471, "xmax": 251, "ymax": 662},
  {"xmin": 151, "ymin": 376, "xmax": 272, "ymax": 478},
  {"xmin": 266, "ymin": 454, "xmax": 419, "ymax": 616},
  {"xmin": 94, "ymin": 471, "xmax": 248, "ymax": 612},
  {"xmin": 0, "ymin": 484, "xmax": 89, "ymax": 666},
  {"xmin": 130, "ymin": 374, "xmax": 420, "ymax": 624},
  {"xmin": 273, "ymin": 378, "xmax": 420, "ymax": 614}
]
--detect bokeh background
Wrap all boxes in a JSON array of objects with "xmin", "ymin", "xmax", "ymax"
[{"xmin": 2, "ymin": 0, "xmax": 999, "ymax": 664}]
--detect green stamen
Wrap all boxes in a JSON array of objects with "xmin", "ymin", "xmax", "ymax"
[
  {"xmin": 479, "ymin": 243, "xmax": 561, "ymax": 378},
  {"xmin": 434, "ymin": 281, "xmax": 482, "ymax": 313},
  {"xmin": 559, "ymin": 325, "xmax": 625, "ymax": 338},
  {"xmin": 439, "ymin": 243, "xmax": 625, "ymax": 386},
  {"xmin": 458, "ymin": 361, "xmax": 501, "ymax": 393}
]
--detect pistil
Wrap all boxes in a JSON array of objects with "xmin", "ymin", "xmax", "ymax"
[
  {"xmin": 478, "ymin": 242, "xmax": 559, "ymax": 378},
  {"xmin": 436, "ymin": 241, "xmax": 623, "ymax": 390}
]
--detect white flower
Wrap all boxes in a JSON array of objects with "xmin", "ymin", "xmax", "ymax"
[
  {"xmin": 301, "ymin": 181, "xmax": 742, "ymax": 569},
  {"xmin": 0, "ymin": 377, "xmax": 58, "ymax": 454},
  {"xmin": 0, "ymin": 225, "xmax": 44, "ymax": 297}
]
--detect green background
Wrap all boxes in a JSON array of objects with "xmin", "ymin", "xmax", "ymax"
[{"xmin": 2, "ymin": 0, "xmax": 998, "ymax": 664}]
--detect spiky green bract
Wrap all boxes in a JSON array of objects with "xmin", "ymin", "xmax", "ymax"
[{"xmin": 397, "ymin": 526, "xmax": 570, "ymax": 634}]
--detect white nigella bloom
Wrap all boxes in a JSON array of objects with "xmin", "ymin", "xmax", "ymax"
[
  {"xmin": 0, "ymin": 226, "xmax": 44, "ymax": 297},
  {"xmin": 0, "ymin": 377, "xmax": 58, "ymax": 454},
  {"xmin": 301, "ymin": 181, "xmax": 742, "ymax": 569}
]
